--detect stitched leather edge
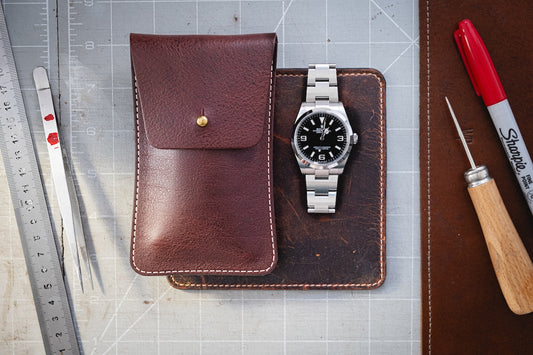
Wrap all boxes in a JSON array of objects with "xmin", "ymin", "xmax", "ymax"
[
  {"xmin": 168, "ymin": 280, "xmax": 384, "ymax": 289},
  {"xmin": 425, "ymin": 0, "xmax": 432, "ymax": 352},
  {"xmin": 169, "ymin": 71, "xmax": 386, "ymax": 289},
  {"xmin": 131, "ymin": 61, "xmax": 277, "ymax": 275}
]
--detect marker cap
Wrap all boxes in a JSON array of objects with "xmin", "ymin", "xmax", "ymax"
[{"xmin": 454, "ymin": 19, "xmax": 507, "ymax": 106}]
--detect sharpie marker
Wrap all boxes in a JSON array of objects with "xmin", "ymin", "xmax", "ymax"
[{"xmin": 455, "ymin": 19, "xmax": 533, "ymax": 216}]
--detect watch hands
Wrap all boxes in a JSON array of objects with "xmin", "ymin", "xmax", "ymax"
[{"xmin": 320, "ymin": 121, "xmax": 330, "ymax": 141}]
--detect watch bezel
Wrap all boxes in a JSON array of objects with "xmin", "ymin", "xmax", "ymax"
[{"xmin": 291, "ymin": 107, "xmax": 355, "ymax": 170}]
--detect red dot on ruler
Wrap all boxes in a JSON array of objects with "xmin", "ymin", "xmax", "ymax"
[{"xmin": 44, "ymin": 114, "xmax": 54, "ymax": 121}]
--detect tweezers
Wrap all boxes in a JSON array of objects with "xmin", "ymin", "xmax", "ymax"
[{"xmin": 33, "ymin": 67, "xmax": 93, "ymax": 292}]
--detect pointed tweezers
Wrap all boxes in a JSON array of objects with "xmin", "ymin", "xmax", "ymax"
[{"xmin": 33, "ymin": 67, "xmax": 92, "ymax": 292}]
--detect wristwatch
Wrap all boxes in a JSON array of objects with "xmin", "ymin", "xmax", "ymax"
[{"xmin": 291, "ymin": 64, "xmax": 358, "ymax": 213}]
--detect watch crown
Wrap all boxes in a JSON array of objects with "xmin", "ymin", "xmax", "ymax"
[{"xmin": 351, "ymin": 133, "xmax": 359, "ymax": 145}]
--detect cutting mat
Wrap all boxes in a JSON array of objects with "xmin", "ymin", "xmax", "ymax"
[{"xmin": 0, "ymin": 0, "xmax": 420, "ymax": 354}]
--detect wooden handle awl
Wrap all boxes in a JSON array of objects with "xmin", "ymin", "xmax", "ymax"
[{"xmin": 468, "ymin": 177, "xmax": 533, "ymax": 315}]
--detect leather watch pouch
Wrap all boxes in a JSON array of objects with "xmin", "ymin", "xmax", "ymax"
[{"xmin": 130, "ymin": 33, "xmax": 278, "ymax": 276}]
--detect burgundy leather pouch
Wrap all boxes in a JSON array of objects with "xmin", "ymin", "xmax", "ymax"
[{"xmin": 130, "ymin": 33, "xmax": 277, "ymax": 276}]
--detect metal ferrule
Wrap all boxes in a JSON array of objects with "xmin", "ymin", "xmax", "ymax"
[{"xmin": 464, "ymin": 165, "xmax": 492, "ymax": 188}]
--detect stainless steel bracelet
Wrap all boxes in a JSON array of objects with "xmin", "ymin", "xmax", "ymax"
[
  {"xmin": 306, "ymin": 173, "xmax": 338, "ymax": 213},
  {"xmin": 305, "ymin": 64, "xmax": 340, "ymax": 213},
  {"xmin": 306, "ymin": 63, "xmax": 339, "ymax": 104}
]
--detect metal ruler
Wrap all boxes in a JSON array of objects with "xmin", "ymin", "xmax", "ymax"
[{"xmin": 0, "ymin": 6, "xmax": 80, "ymax": 355}]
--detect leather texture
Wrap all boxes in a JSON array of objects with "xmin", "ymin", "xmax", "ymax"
[
  {"xmin": 169, "ymin": 68, "xmax": 386, "ymax": 289},
  {"xmin": 130, "ymin": 33, "xmax": 278, "ymax": 276},
  {"xmin": 420, "ymin": 1, "xmax": 533, "ymax": 353}
]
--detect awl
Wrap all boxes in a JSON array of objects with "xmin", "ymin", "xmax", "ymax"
[{"xmin": 446, "ymin": 97, "xmax": 533, "ymax": 315}]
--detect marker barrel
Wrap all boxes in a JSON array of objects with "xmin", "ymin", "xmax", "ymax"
[{"xmin": 487, "ymin": 99, "xmax": 533, "ymax": 215}]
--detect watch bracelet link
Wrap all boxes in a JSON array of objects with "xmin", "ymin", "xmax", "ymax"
[
  {"xmin": 306, "ymin": 64, "xmax": 339, "ymax": 103},
  {"xmin": 305, "ymin": 64, "xmax": 341, "ymax": 213},
  {"xmin": 305, "ymin": 174, "xmax": 339, "ymax": 214}
]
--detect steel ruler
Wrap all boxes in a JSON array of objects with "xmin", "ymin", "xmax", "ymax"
[{"xmin": 0, "ymin": 6, "xmax": 80, "ymax": 355}]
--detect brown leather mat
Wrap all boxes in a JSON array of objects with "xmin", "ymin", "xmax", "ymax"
[
  {"xmin": 420, "ymin": 1, "xmax": 533, "ymax": 353},
  {"xmin": 169, "ymin": 68, "xmax": 386, "ymax": 290}
]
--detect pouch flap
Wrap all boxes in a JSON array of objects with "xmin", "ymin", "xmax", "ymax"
[{"xmin": 130, "ymin": 33, "xmax": 277, "ymax": 150}]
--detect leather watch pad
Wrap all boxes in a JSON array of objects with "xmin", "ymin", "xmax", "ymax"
[
  {"xmin": 420, "ymin": 1, "xmax": 533, "ymax": 353},
  {"xmin": 169, "ymin": 68, "xmax": 386, "ymax": 290}
]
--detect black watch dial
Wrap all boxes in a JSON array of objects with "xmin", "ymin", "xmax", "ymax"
[{"xmin": 295, "ymin": 112, "xmax": 349, "ymax": 163}]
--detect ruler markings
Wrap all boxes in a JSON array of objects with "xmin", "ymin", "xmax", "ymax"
[{"xmin": 0, "ymin": 4, "xmax": 80, "ymax": 354}]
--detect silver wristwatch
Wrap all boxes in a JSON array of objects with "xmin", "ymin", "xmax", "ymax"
[{"xmin": 291, "ymin": 64, "xmax": 358, "ymax": 213}]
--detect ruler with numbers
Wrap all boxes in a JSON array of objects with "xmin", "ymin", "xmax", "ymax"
[{"xmin": 0, "ymin": 6, "xmax": 80, "ymax": 355}]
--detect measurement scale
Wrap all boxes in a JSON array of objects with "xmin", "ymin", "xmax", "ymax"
[{"xmin": 0, "ymin": 6, "xmax": 80, "ymax": 355}]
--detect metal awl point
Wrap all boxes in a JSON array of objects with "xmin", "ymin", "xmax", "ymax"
[
  {"xmin": 445, "ymin": 97, "xmax": 492, "ymax": 188},
  {"xmin": 445, "ymin": 96, "xmax": 476, "ymax": 169}
]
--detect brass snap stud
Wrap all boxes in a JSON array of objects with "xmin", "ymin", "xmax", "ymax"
[{"xmin": 196, "ymin": 115, "xmax": 208, "ymax": 127}]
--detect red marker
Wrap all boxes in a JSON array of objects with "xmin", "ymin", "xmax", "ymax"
[{"xmin": 454, "ymin": 19, "xmax": 533, "ymax": 215}]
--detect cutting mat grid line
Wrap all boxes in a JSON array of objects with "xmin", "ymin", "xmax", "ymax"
[{"xmin": 0, "ymin": 0, "xmax": 420, "ymax": 354}]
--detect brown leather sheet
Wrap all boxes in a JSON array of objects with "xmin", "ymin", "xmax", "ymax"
[
  {"xmin": 420, "ymin": 1, "xmax": 533, "ymax": 353},
  {"xmin": 169, "ymin": 68, "xmax": 387, "ymax": 290}
]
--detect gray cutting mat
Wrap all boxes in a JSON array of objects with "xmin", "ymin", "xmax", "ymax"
[{"xmin": 0, "ymin": 0, "xmax": 420, "ymax": 354}]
